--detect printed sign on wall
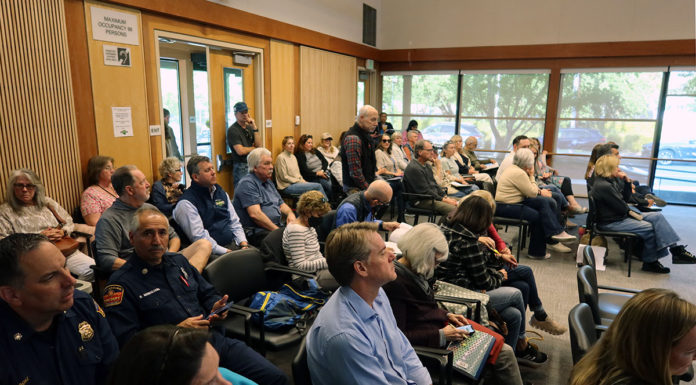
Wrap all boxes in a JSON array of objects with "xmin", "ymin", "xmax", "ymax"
[
  {"xmin": 103, "ymin": 45, "xmax": 131, "ymax": 67},
  {"xmin": 112, "ymin": 107, "xmax": 133, "ymax": 137},
  {"xmin": 91, "ymin": 6, "xmax": 139, "ymax": 46}
]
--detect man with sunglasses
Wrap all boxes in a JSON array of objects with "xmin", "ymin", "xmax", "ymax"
[
  {"xmin": 0, "ymin": 233, "xmax": 118, "ymax": 385},
  {"xmin": 335, "ymin": 180, "xmax": 400, "ymax": 231}
]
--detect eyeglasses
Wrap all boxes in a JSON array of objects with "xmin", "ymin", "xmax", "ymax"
[
  {"xmin": 14, "ymin": 183, "xmax": 36, "ymax": 190},
  {"xmin": 323, "ymin": 138, "xmax": 332, "ymax": 141},
  {"xmin": 381, "ymin": 139, "xmax": 391, "ymax": 143}
]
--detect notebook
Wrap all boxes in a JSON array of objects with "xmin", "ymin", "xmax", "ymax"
[{"xmin": 447, "ymin": 330, "xmax": 496, "ymax": 380}]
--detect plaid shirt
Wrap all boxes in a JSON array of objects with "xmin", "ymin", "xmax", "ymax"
[
  {"xmin": 435, "ymin": 223, "xmax": 504, "ymax": 291},
  {"xmin": 344, "ymin": 134, "xmax": 369, "ymax": 189}
]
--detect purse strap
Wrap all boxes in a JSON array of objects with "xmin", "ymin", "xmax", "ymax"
[{"xmin": 46, "ymin": 204, "xmax": 66, "ymax": 226}]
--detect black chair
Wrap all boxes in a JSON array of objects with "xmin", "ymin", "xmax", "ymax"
[
  {"xmin": 493, "ymin": 203, "xmax": 529, "ymax": 260},
  {"xmin": 568, "ymin": 302, "xmax": 601, "ymax": 364},
  {"xmin": 316, "ymin": 210, "xmax": 336, "ymax": 243},
  {"xmin": 402, "ymin": 192, "xmax": 438, "ymax": 225},
  {"xmin": 203, "ymin": 248, "xmax": 315, "ymax": 354},
  {"xmin": 576, "ymin": 265, "xmax": 637, "ymax": 327},
  {"xmin": 587, "ymin": 196, "xmax": 642, "ymax": 277},
  {"xmin": 292, "ymin": 336, "xmax": 312, "ymax": 385},
  {"xmin": 259, "ymin": 227, "xmax": 288, "ymax": 265}
]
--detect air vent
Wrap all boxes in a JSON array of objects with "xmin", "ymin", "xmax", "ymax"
[{"xmin": 362, "ymin": 4, "xmax": 376, "ymax": 47}]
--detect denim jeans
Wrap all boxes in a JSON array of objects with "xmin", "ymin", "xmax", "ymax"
[
  {"xmin": 450, "ymin": 183, "xmax": 479, "ymax": 198},
  {"xmin": 542, "ymin": 184, "xmax": 568, "ymax": 211},
  {"xmin": 601, "ymin": 212, "xmax": 680, "ymax": 263},
  {"xmin": 487, "ymin": 286, "xmax": 526, "ymax": 347},
  {"xmin": 503, "ymin": 265, "xmax": 542, "ymax": 313},
  {"xmin": 496, "ymin": 202, "xmax": 549, "ymax": 257},
  {"xmin": 233, "ymin": 162, "xmax": 249, "ymax": 188},
  {"xmin": 282, "ymin": 182, "xmax": 327, "ymax": 199}
]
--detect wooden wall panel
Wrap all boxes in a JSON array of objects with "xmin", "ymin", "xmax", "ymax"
[
  {"xmin": 270, "ymin": 40, "xmax": 296, "ymax": 157},
  {"xmin": 300, "ymin": 46, "xmax": 357, "ymax": 142},
  {"xmin": 84, "ymin": 1, "xmax": 152, "ymax": 180},
  {"xmin": 0, "ymin": 0, "xmax": 83, "ymax": 210}
]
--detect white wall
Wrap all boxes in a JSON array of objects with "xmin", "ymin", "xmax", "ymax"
[
  {"xmin": 379, "ymin": 0, "xmax": 696, "ymax": 49},
  {"xmin": 208, "ymin": 0, "xmax": 382, "ymax": 47}
]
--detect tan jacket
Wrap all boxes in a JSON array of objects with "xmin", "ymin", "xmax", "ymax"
[{"xmin": 495, "ymin": 164, "xmax": 539, "ymax": 204}]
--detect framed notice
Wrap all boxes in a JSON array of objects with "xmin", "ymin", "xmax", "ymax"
[
  {"xmin": 112, "ymin": 107, "xmax": 133, "ymax": 137},
  {"xmin": 103, "ymin": 45, "xmax": 131, "ymax": 67}
]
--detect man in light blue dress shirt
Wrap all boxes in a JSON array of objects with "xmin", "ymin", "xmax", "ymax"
[{"xmin": 306, "ymin": 222, "xmax": 432, "ymax": 385}]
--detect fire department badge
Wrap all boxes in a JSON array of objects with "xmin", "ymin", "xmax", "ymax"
[{"xmin": 78, "ymin": 321, "xmax": 94, "ymax": 341}]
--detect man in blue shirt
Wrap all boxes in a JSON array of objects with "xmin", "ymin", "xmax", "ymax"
[
  {"xmin": 0, "ymin": 233, "xmax": 119, "ymax": 385},
  {"xmin": 173, "ymin": 155, "xmax": 249, "ymax": 256},
  {"xmin": 306, "ymin": 222, "xmax": 431, "ymax": 385},
  {"xmin": 233, "ymin": 147, "xmax": 296, "ymax": 246},
  {"xmin": 335, "ymin": 179, "xmax": 400, "ymax": 231},
  {"xmin": 104, "ymin": 205, "xmax": 288, "ymax": 385}
]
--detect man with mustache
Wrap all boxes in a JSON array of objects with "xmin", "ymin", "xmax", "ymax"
[
  {"xmin": 103, "ymin": 205, "xmax": 289, "ymax": 385},
  {"xmin": 0, "ymin": 233, "xmax": 118, "ymax": 385}
]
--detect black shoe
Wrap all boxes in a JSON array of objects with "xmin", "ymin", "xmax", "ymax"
[
  {"xmin": 516, "ymin": 342, "xmax": 548, "ymax": 367},
  {"xmin": 672, "ymin": 245, "xmax": 696, "ymax": 264},
  {"xmin": 642, "ymin": 260, "xmax": 671, "ymax": 274}
]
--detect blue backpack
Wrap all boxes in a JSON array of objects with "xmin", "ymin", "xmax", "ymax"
[{"xmin": 248, "ymin": 279, "xmax": 328, "ymax": 331}]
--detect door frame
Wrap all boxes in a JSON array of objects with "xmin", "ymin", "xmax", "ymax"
[{"xmin": 153, "ymin": 30, "xmax": 265, "ymax": 169}]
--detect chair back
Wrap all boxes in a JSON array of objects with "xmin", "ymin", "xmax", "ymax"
[
  {"xmin": 260, "ymin": 227, "xmax": 288, "ymax": 265},
  {"xmin": 317, "ymin": 210, "xmax": 336, "ymax": 242},
  {"xmin": 292, "ymin": 337, "xmax": 313, "ymax": 385},
  {"xmin": 577, "ymin": 265, "xmax": 601, "ymax": 325},
  {"xmin": 582, "ymin": 245, "xmax": 596, "ymax": 269},
  {"xmin": 204, "ymin": 248, "xmax": 267, "ymax": 302},
  {"xmin": 568, "ymin": 302, "xmax": 598, "ymax": 364}
]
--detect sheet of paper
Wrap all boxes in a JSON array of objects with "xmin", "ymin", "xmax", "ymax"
[{"xmin": 576, "ymin": 244, "xmax": 606, "ymax": 271}]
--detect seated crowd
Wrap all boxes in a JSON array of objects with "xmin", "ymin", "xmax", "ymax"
[{"xmin": 1, "ymin": 103, "xmax": 695, "ymax": 385}]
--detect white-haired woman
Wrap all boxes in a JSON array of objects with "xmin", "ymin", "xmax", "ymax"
[
  {"xmin": 0, "ymin": 169, "xmax": 95, "ymax": 281},
  {"xmin": 495, "ymin": 148, "xmax": 575, "ymax": 259},
  {"xmin": 382, "ymin": 223, "xmax": 525, "ymax": 385},
  {"xmin": 149, "ymin": 156, "xmax": 185, "ymax": 217}
]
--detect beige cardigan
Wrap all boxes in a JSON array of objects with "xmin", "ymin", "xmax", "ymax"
[
  {"xmin": 275, "ymin": 151, "xmax": 305, "ymax": 190},
  {"xmin": 495, "ymin": 164, "xmax": 539, "ymax": 204}
]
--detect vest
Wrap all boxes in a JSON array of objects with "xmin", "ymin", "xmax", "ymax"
[
  {"xmin": 336, "ymin": 191, "xmax": 371, "ymax": 225},
  {"xmin": 179, "ymin": 181, "xmax": 235, "ymax": 246},
  {"xmin": 340, "ymin": 123, "xmax": 377, "ymax": 189}
]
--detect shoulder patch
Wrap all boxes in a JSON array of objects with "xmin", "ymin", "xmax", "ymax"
[
  {"xmin": 103, "ymin": 284, "xmax": 124, "ymax": 307},
  {"xmin": 93, "ymin": 300, "xmax": 106, "ymax": 317}
]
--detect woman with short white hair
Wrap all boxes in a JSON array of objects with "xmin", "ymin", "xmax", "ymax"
[
  {"xmin": 495, "ymin": 149, "xmax": 575, "ymax": 259},
  {"xmin": 149, "ymin": 156, "xmax": 185, "ymax": 217}
]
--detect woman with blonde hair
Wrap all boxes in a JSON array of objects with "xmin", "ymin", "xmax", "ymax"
[
  {"xmin": 569, "ymin": 288, "xmax": 696, "ymax": 385},
  {"xmin": 149, "ymin": 156, "xmax": 185, "ymax": 217},
  {"xmin": 282, "ymin": 190, "xmax": 338, "ymax": 289},
  {"xmin": 590, "ymin": 155, "xmax": 694, "ymax": 273}
]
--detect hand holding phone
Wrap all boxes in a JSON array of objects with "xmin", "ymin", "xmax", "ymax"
[
  {"xmin": 207, "ymin": 301, "xmax": 234, "ymax": 320},
  {"xmin": 457, "ymin": 325, "xmax": 475, "ymax": 334}
]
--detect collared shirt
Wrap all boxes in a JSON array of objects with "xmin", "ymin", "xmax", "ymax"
[
  {"xmin": 232, "ymin": 173, "xmax": 284, "ymax": 232},
  {"xmin": 0, "ymin": 290, "xmax": 119, "ymax": 385},
  {"xmin": 496, "ymin": 151, "xmax": 515, "ymax": 180},
  {"xmin": 173, "ymin": 184, "xmax": 246, "ymax": 255},
  {"xmin": 95, "ymin": 199, "xmax": 178, "ymax": 270},
  {"xmin": 104, "ymin": 252, "xmax": 220, "ymax": 346},
  {"xmin": 306, "ymin": 286, "xmax": 431, "ymax": 385}
]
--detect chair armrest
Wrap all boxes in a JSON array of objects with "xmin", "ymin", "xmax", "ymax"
[
  {"xmin": 434, "ymin": 295, "xmax": 481, "ymax": 322},
  {"xmin": 402, "ymin": 192, "xmax": 436, "ymax": 201},
  {"xmin": 70, "ymin": 230, "xmax": 93, "ymax": 240},
  {"xmin": 597, "ymin": 285, "xmax": 640, "ymax": 294},
  {"xmin": 265, "ymin": 263, "xmax": 316, "ymax": 279},
  {"xmin": 226, "ymin": 304, "xmax": 264, "ymax": 349}
]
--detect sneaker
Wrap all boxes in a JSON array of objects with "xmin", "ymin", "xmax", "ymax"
[
  {"xmin": 528, "ymin": 252, "xmax": 551, "ymax": 260},
  {"xmin": 566, "ymin": 219, "xmax": 578, "ymax": 228},
  {"xmin": 530, "ymin": 316, "xmax": 568, "ymax": 335},
  {"xmin": 551, "ymin": 231, "xmax": 576, "ymax": 242},
  {"xmin": 547, "ymin": 242, "xmax": 571, "ymax": 253},
  {"xmin": 642, "ymin": 260, "xmax": 670, "ymax": 274},
  {"xmin": 672, "ymin": 245, "xmax": 696, "ymax": 264},
  {"xmin": 516, "ymin": 342, "xmax": 548, "ymax": 367},
  {"xmin": 569, "ymin": 205, "xmax": 589, "ymax": 215},
  {"xmin": 645, "ymin": 193, "xmax": 667, "ymax": 207}
]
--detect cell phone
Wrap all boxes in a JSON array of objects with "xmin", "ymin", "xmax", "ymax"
[
  {"xmin": 207, "ymin": 301, "xmax": 234, "ymax": 320},
  {"xmin": 457, "ymin": 325, "xmax": 475, "ymax": 334}
]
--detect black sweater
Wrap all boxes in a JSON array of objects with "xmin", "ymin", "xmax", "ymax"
[{"xmin": 590, "ymin": 176, "xmax": 633, "ymax": 225}]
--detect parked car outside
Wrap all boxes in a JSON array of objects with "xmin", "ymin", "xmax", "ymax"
[
  {"xmin": 641, "ymin": 139, "xmax": 696, "ymax": 165},
  {"xmin": 544, "ymin": 127, "xmax": 606, "ymax": 153}
]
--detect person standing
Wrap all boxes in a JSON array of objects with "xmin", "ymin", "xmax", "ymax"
[
  {"xmin": 340, "ymin": 105, "xmax": 379, "ymax": 193},
  {"xmin": 226, "ymin": 102, "xmax": 261, "ymax": 187},
  {"xmin": 163, "ymin": 108, "xmax": 182, "ymax": 160}
]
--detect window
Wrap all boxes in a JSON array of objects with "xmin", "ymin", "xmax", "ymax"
[
  {"xmin": 652, "ymin": 69, "xmax": 696, "ymax": 204},
  {"xmin": 223, "ymin": 68, "xmax": 244, "ymax": 154},
  {"xmin": 459, "ymin": 71, "xmax": 549, "ymax": 159},
  {"xmin": 160, "ymin": 59, "xmax": 183, "ymax": 159},
  {"xmin": 193, "ymin": 69, "xmax": 211, "ymax": 159}
]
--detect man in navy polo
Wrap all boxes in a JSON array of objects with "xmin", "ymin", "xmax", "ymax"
[
  {"xmin": 173, "ymin": 155, "xmax": 249, "ymax": 256},
  {"xmin": 233, "ymin": 147, "xmax": 296, "ymax": 247},
  {"xmin": 0, "ymin": 233, "xmax": 118, "ymax": 385}
]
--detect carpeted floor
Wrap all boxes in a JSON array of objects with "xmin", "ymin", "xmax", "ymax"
[{"xmin": 265, "ymin": 201, "xmax": 696, "ymax": 385}]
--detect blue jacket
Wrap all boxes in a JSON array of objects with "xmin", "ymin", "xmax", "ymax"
[
  {"xmin": 103, "ymin": 252, "xmax": 220, "ymax": 347},
  {"xmin": 0, "ymin": 290, "xmax": 119, "ymax": 385},
  {"xmin": 179, "ymin": 181, "xmax": 237, "ymax": 247}
]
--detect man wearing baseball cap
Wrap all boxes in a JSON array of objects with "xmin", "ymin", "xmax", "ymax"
[{"xmin": 226, "ymin": 101, "xmax": 261, "ymax": 187}]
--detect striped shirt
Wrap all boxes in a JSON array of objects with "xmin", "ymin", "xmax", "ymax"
[{"xmin": 282, "ymin": 223, "xmax": 327, "ymax": 272}]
